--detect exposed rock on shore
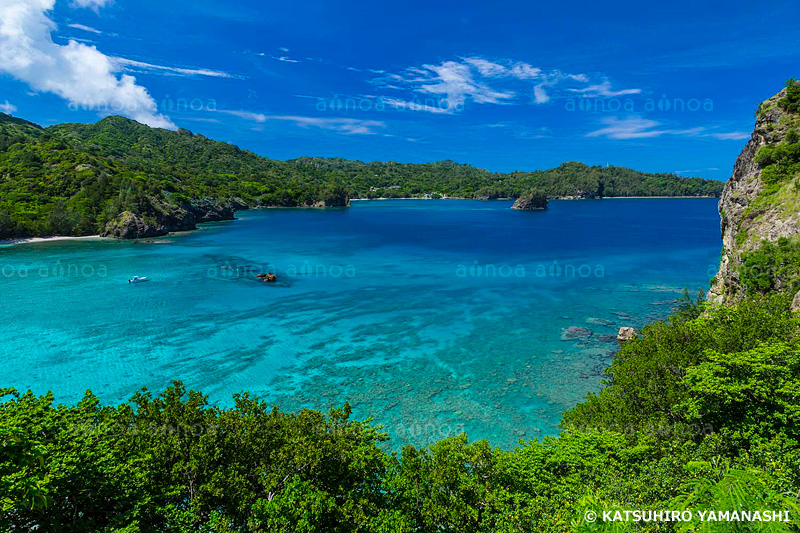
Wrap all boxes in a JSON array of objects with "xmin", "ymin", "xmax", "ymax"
[
  {"xmin": 307, "ymin": 195, "xmax": 351, "ymax": 208},
  {"xmin": 616, "ymin": 326, "xmax": 637, "ymax": 343},
  {"xmin": 101, "ymin": 198, "xmax": 242, "ymax": 239}
]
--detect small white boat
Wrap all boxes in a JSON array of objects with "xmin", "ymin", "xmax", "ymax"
[{"xmin": 128, "ymin": 276, "xmax": 148, "ymax": 284}]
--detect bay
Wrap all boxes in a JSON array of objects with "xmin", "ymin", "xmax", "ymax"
[{"xmin": 0, "ymin": 198, "xmax": 721, "ymax": 449}]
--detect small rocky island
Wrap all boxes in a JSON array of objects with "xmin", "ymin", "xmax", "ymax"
[{"xmin": 511, "ymin": 192, "xmax": 548, "ymax": 210}]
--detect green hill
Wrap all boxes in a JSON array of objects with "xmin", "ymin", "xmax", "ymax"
[{"xmin": 0, "ymin": 114, "xmax": 723, "ymax": 239}]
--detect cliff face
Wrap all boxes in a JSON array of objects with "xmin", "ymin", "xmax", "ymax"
[
  {"xmin": 100, "ymin": 195, "xmax": 350, "ymax": 239},
  {"xmin": 101, "ymin": 198, "xmax": 242, "ymax": 239},
  {"xmin": 708, "ymin": 84, "xmax": 800, "ymax": 304}
]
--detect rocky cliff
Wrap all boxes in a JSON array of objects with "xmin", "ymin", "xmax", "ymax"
[
  {"xmin": 101, "ymin": 198, "xmax": 243, "ymax": 239},
  {"xmin": 708, "ymin": 81, "xmax": 800, "ymax": 304},
  {"xmin": 100, "ymin": 195, "xmax": 351, "ymax": 239}
]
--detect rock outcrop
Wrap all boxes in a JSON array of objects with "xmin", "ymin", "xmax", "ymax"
[
  {"xmin": 100, "ymin": 192, "xmax": 351, "ymax": 239},
  {"xmin": 616, "ymin": 327, "xmax": 637, "ymax": 343},
  {"xmin": 708, "ymin": 83, "xmax": 800, "ymax": 304},
  {"xmin": 308, "ymin": 195, "xmax": 351, "ymax": 208},
  {"xmin": 512, "ymin": 192, "xmax": 548, "ymax": 210},
  {"xmin": 101, "ymin": 211, "xmax": 162, "ymax": 239},
  {"xmin": 101, "ymin": 198, "xmax": 241, "ymax": 239},
  {"xmin": 792, "ymin": 289, "xmax": 800, "ymax": 312}
]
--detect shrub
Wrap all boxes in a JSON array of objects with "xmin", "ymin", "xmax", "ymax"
[
  {"xmin": 779, "ymin": 78, "xmax": 800, "ymax": 114},
  {"xmin": 740, "ymin": 237, "xmax": 800, "ymax": 294}
]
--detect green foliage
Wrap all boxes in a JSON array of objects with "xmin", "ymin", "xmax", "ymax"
[
  {"xmin": 740, "ymin": 237, "xmax": 800, "ymax": 294},
  {"xmin": 3, "ymin": 293, "xmax": 800, "ymax": 531},
  {"xmin": 751, "ymin": 81, "xmax": 800, "ymax": 188},
  {"xmin": 673, "ymin": 287, "xmax": 707, "ymax": 321},
  {"xmin": 673, "ymin": 464, "xmax": 800, "ymax": 532},
  {"xmin": 562, "ymin": 294, "xmax": 798, "ymax": 438},
  {"xmin": 779, "ymin": 78, "xmax": 800, "ymax": 114},
  {"xmin": 754, "ymin": 131, "xmax": 800, "ymax": 185},
  {"xmin": 0, "ymin": 382, "xmax": 392, "ymax": 532},
  {"xmin": 681, "ymin": 342, "xmax": 800, "ymax": 444},
  {"xmin": 0, "ymin": 115, "xmax": 723, "ymax": 239},
  {"xmin": 1, "ymin": 425, "xmax": 49, "ymax": 530}
]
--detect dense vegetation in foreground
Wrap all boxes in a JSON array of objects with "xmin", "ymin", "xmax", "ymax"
[
  {"xmin": 0, "ymin": 113, "xmax": 722, "ymax": 239},
  {"xmin": 2, "ymin": 294, "xmax": 799, "ymax": 532}
]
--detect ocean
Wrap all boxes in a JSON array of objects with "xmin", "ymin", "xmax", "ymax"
[{"xmin": 0, "ymin": 198, "xmax": 721, "ymax": 449}]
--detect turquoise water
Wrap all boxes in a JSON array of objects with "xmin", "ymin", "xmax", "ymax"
[{"xmin": 0, "ymin": 199, "xmax": 721, "ymax": 449}]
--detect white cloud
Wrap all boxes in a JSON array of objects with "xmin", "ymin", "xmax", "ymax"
[
  {"xmin": 271, "ymin": 55, "xmax": 300, "ymax": 63},
  {"xmin": 380, "ymin": 97, "xmax": 455, "ymax": 114},
  {"xmin": 587, "ymin": 116, "xmax": 666, "ymax": 139},
  {"xmin": 533, "ymin": 84, "xmax": 550, "ymax": 104},
  {"xmin": 284, "ymin": 116, "xmax": 385, "ymax": 135},
  {"xmin": 372, "ymin": 57, "xmax": 639, "ymax": 113},
  {"xmin": 219, "ymin": 110, "xmax": 385, "ymax": 135},
  {"xmin": 568, "ymin": 79, "xmax": 642, "ymax": 97},
  {"xmin": 0, "ymin": 0, "xmax": 173, "ymax": 128},
  {"xmin": 69, "ymin": 0, "xmax": 111, "ymax": 11},
  {"xmin": 586, "ymin": 116, "xmax": 702, "ymax": 139},
  {"xmin": 675, "ymin": 168, "xmax": 721, "ymax": 175},
  {"xmin": 462, "ymin": 57, "xmax": 542, "ymax": 80},
  {"xmin": 67, "ymin": 23, "xmax": 102, "ymax": 34},
  {"xmin": 462, "ymin": 57, "xmax": 513, "ymax": 78},
  {"xmin": 373, "ymin": 60, "xmax": 515, "ymax": 111},
  {"xmin": 708, "ymin": 131, "xmax": 750, "ymax": 140},
  {"xmin": 530, "ymin": 71, "xmax": 593, "ymax": 104},
  {"xmin": 112, "ymin": 57, "xmax": 242, "ymax": 79},
  {"xmin": 587, "ymin": 116, "xmax": 750, "ymax": 141},
  {"xmin": 0, "ymin": 100, "xmax": 17, "ymax": 114},
  {"xmin": 220, "ymin": 110, "xmax": 267, "ymax": 122}
]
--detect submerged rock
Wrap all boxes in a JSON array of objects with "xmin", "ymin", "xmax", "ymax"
[
  {"xmin": 586, "ymin": 317, "xmax": 615, "ymax": 326},
  {"xmin": 561, "ymin": 326, "xmax": 592, "ymax": 340}
]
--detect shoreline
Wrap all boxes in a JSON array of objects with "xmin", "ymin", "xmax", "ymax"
[
  {"xmin": 351, "ymin": 195, "xmax": 719, "ymax": 201},
  {"xmin": 0, "ymin": 235, "xmax": 106, "ymax": 247},
  {"xmin": 1, "ymin": 196, "xmax": 719, "ymax": 245}
]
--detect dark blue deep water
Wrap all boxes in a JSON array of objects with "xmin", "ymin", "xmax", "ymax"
[{"xmin": 0, "ymin": 198, "xmax": 721, "ymax": 448}]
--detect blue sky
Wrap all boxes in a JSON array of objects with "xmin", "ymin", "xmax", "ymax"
[{"xmin": 1, "ymin": 0, "xmax": 799, "ymax": 179}]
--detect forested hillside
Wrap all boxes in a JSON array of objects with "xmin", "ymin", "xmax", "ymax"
[
  {"xmin": 0, "ymin": 114, "xmax": 722, "ymax": 239},
  {"xmin": 297, "ymin": 158, "xmax": 723, "ymax": 200}
]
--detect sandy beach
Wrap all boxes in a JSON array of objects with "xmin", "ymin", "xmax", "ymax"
[{"xmin": 0, "ymin": 235, "xmax": 106, "ymax": 246}]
